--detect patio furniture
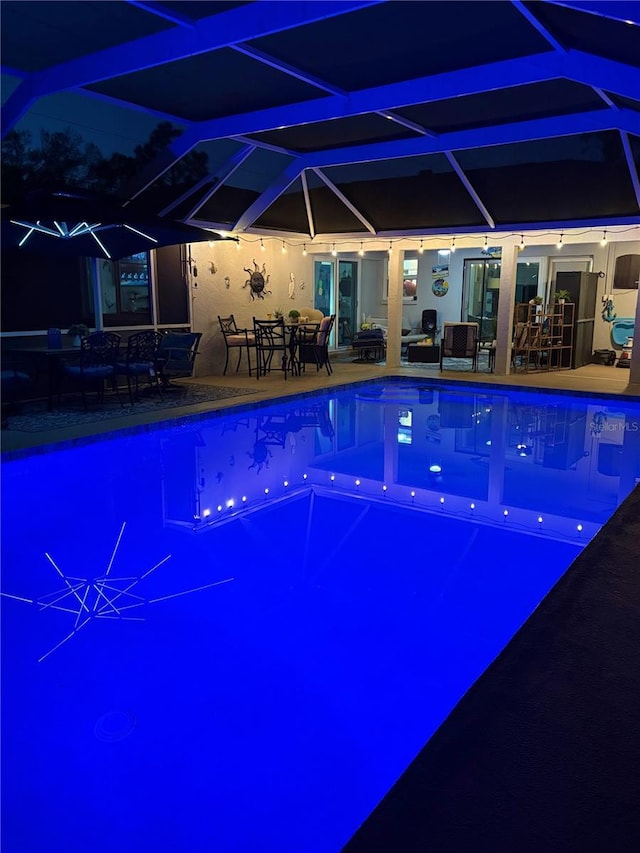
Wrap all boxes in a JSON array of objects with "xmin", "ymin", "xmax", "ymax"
[
  {"xmin": 253, "ymin": 318, "xmax": 289, "ymax": 379},
  {"xmin": 407, "ymin": 343, "xmax": 440, "ymax": 363},
  {"xmin": 352, "ymin": 328, "xmax": 386, "ymax": 362},
  {"xmin": 297, "ymin": 315, "xmax": 335, "ymax": 375},
  {"xmin": 440, "ymin": 322, "xmax": 479, "ymax": 371},
  {"xmin": 116, "ymin": 330, "xmax": 164, "ymax": 404},
  {"xmin": 1, "ymin": 356, "xmax": 35, "ymax": 428},
  {"xmin": 218, "ymin": 314, "xmax": 256, "ymax": 377},
  {"xmin": 60, "ymin": 331, "xmax": 123, "ymax": 409},
  {"xmin": 156, "ymin": 332, "xmax": 202, "ymax": 388}
]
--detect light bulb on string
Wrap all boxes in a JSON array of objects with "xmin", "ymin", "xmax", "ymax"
[
  {"xmin": 520, "ymin": 234, "xmax": 525, "ymax": 250},
  {"xmin": 331, "ymin": 243, "xmax": 337, "ymax": 257},
  {"xmin": 483, "ymin": 236, "xmax": 488, "ymax": 250},
  {"xmin": 358, "ymin": 242, "xmax": 364, "ymax": 256},
  {"xmin": 260, "ymin": 238, "xmax": 265, "ymax": 252},
  {"xmin": 419, "ymin": 239, "xmax": 424, "ymax": 254},
  {"xmin": 388, "ymin": 241, "xmax": 393, "ymax": 255},
  {"xmin": 281, "ymin": 241, "xmax": 286, "ymax": 254},
  {"xmin": 556, "ymin": 233, "xmax": 563, "ymax": 250},
  {"xmin": 601, "ymin": 230, "xmax": 608, "ymax": 246},
  {"xmin": 450, "ymin": 237, "xmax": 456, "ymax": 253},
  {"xmin": 302, "ymin": 244, "xmax": 307, "ymax": 256}
]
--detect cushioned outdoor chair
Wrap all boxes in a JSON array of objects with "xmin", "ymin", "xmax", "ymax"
[
  {"xmin": 440, "ymin": 322, "xmax": 479, "ymax": 371},
  {"xmin": 298, "ymin": 314, "xmax": 335, "ymax": 375},
  {"xmin": 60, "ymin": 331, "xmax": 123, "ymax": 409},
  {"xmin": 156, "ymin": 332, "xmax": 202, "ymax": 388},
  {"xmin": 116, "ymin": 330, "xmax": 163, "ymax": 404},
  {"xmin": 218, "ymin": 315, "xmax": 256, "ymax": 376}
]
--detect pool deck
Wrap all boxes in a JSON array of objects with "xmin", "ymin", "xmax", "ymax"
[
  {"xmin": 2, "ymin": 360, "xmax": 640, "ymax": 852},
  {"xmin": 2, "ymin": 359, "xmax": 639, "ymax": 453}
]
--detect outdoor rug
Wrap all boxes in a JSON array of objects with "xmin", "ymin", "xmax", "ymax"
[{"xmin": 6, "ymin": 384, "xmax": 256, "ymax": 433}]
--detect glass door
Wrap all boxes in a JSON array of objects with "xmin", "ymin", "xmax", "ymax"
[
  {"xmin": 314, "ymin": 260, "xmax": 334, "ymax": 320},
  {"xmin": 462, "ymin": 259, "xmax": 501, "ymax": 342},
  {"xmin": 338, "ymin": 260, "xmax": 358, "ymax": 345}
]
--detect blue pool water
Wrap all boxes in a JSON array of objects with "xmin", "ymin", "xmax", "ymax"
[{"xmin": 2, "ymin": 379, "xmax": 640, "ymax": 853}]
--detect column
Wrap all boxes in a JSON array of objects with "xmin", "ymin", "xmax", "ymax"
[
  {"xmin": 386, "ymin": 248, "xmax": 403, "ymax": 367},
  {"xmin": 493, "ymin": 238, "xmax": 519, "ymax": 376}
]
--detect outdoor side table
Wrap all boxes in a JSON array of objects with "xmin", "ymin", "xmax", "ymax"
[{"xmin": 407, "ymin": 344, "xmax": 440, "ymax": 364}]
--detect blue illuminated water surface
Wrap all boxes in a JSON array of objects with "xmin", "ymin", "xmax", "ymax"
[{"xmin": 2, "ymin": 379, "xmax": 640, "ymax": 853}]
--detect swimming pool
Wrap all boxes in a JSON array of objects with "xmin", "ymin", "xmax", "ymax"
[{"xmin": 2, "ymin": 378, "xmax": 639, "ymax": 853}]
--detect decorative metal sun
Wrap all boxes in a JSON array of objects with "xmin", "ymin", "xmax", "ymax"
[
  {"xmin": 1, "ymin": 522, "xmax": 233, "ymax": 663},
  {"xmin": 243, "ymin": 260, "xmax": 272, "ymax": 300}
]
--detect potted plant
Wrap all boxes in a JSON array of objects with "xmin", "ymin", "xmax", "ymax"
[
  {"xmin": 66, "ymin": 323, "xmax": 90, "ymax": 346},
  {"xmin": 288, "ymin": 309, "xmax": 300, "ymax": 324},
  {"xmin": 274, "ymin": 307, "xmax": 284, "ymax": 319},
  {"xmin": 554, "ymin": 289, "xmax": 571, "ymax": 305}
]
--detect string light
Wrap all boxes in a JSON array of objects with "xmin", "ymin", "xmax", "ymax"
[
  {"xmin": 483, "ymin": 236, "xmax": 488, "ymax": 250},
  {"xmin": 601, "ymin": 230, "xmax": 608, "ymax": 246},
  {"xmin": 520, "ymin": 234, "xmax": 525, "ymax": 250},
  {"xmin": 388, "ymin": 241, "xmax": 393, "ymax": 255},
  {"xmin": 260, "ymin": 238, "xmax": 265, "ymax": 252},
  {"xmin": 556, "ymin": 233, "xmax": 564, "ymax": 249},
  {"xmin": 281, "ymin": 241, "xmax": 286, "ymax": 254},
  {"xmin": 450, "ymin": 237, "xmax": 456, "ymax": 252},
  {"xmin": 358, "ymin": 241, "xmax": 364, "ymax": 256},
  {"xmin": 418, "ymin": 239, "xmax": 424, "ymax": 254},
  {"xmin": 331, "ymin": 243, "xmax": 337, "ymax": 257},
  {"xmin": 302, "ymin": 244, "xmax": 307, "ymax": 256}
]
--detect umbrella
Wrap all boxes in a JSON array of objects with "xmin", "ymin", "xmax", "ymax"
[{"xmin": 1, "ymin": 189, "xmax": 234, "ymax": 259}]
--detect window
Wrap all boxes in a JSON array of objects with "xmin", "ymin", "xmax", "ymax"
[{"xmin": 99, "ymin": 252, "xmax": 152, "ymax": 326}]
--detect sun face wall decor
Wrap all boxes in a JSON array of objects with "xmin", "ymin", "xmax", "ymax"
[{"xmin": 243, "ymin": 261, "xmax": 272, "ymax": 300}]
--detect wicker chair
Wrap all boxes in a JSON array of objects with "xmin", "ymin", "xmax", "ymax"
[{"xmin": 440, "ymin": 322, "xmax": 479, "ymax": 372}]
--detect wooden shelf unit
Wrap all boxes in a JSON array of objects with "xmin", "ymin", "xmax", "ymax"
[{"xmin": 512, "ymin": 302, "xmax": 574, "ymax": 373}]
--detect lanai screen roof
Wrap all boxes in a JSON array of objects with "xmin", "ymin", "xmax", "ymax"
[{"xmin": 2, "ymin": 0, "xmax": 639, "ymax": 242}]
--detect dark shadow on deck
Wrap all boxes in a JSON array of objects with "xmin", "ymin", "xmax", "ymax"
[{"xmin": 343, "ymin": 485, "xmax": 640, "ymax": 853}]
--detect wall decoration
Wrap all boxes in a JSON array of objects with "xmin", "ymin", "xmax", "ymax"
[
  {"xmin": 432, "ymin": 264, "xmax": 449, "ymax": 277},
  {"xmin": 243, "ymin": 260, "xmax": 272, "ymax": 300},
  {"xmin": 613, "ymin": 254, "xmax": 640, "ymax": 289},
  {"xmin": 289, "ymin": 272, "xmax": 296, "ymax": 299},
  {"xmin": 432, "ymin": 278, "xmax": 449, "ymax": 297},
  {"xmin": 224, "ymin": 276, "xmax": 231, "ymax": 289}
]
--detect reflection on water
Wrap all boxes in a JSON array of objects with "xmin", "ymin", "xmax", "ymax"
[{"xmin": 1, "ymin": 380, "xmax": 639, "ymax": 853}]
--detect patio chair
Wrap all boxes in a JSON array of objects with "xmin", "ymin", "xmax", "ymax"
[
  {"xmin": 60, "ymin": 331, "xmax": 123, "ymax": 409},
  {"xmin": 440, "ymin": 322, "xmax": 479, "ymax": 371},
  {"xmin": 156, "ymin": 331, "xmax": 202, "ymax": 388},
  {"xmin": 297, "ymin": 314, "xmax": 335, "ymax": 375},
  {"xmin": 218, "ymin": 315, "xmax": 256, "ymax": 376},
  {"xmin": 1, "ymin": 355, "xmax": 35, "ymax": 428},
  {"xmin": 116, "ymin": 330, "xmax": 163, "ymax": 404},
  {"xmin": 253, "ymin": 318, "xmax": 289, "ymax": 379}
]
